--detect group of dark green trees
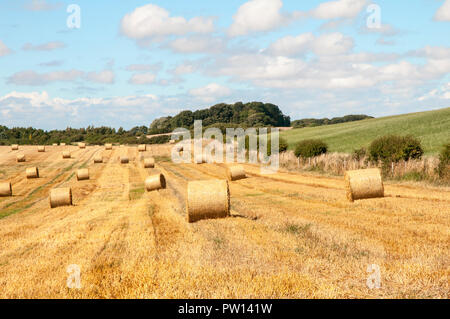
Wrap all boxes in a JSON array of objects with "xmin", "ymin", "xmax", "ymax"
[
  {"xmin": 0, "ymin": 125, "xmax": 150, "ymax": 145},
  {"xmin": 149, "ymin": 102, "xmax": 291, "ymax": 134},
  {"xmin": 291, "ymin": 115, "xmax": 373, "ymax": 128}
]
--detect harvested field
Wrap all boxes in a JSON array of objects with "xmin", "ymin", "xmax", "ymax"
[{"xmin": 0, "ymin": 144, "xmax": 448, "ymax": 298}]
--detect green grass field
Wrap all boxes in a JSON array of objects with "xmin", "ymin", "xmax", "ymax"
[{"xmin": 282, "ymin": 107, "xmax": 450, "ymax": 155}]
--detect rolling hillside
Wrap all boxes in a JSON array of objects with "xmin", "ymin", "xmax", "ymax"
[{"xmin": 282, "ymin": 107, "xmax": 450, "ymax": 155}]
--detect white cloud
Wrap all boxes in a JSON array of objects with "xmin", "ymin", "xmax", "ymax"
[
  {"xmin": 0, "ymin": 91, "xmax": 161, "ymax": 129},
  {"xmin": 8, "ymin": 70, "xmax": 84, "ymax": 85},
  {"xmin": 418, "ymin": 83, "xmax": 450, "ymax": 101},
  {"xmin": 39, "ymin": 60, "xmax": 64, "ymax": 67},
  {"xmin": 215, "ymin": 54, "xmax": 307, "ymax": 81},
  {"xmin": 0, "ymin": 91, "xmax": 51, "ymax": 107},
  {"xmin": 434, "ymin": 0, "xmax": 450, "ymax": 21},
  {"xmin": 228, "ymin": 0, "xmax": 286, "ymax": 36},
  {"xmin": 173, "ymin": 64, "xmax": 196, "ymax": 75},
  {"xmin": 24, "ymin": 0, "xmax": 62, "ymax": 11},
  {"xmin": 85, "ymin": 70, "xmax": 115, "ymax": 84},
  {"xmin": 168, "ymin": 36, "xmax": 225, "ymax": 53},
  {"xmin": 0, "ymin": 40, "xmax": 12, "ymax": 57},
  {"xmin": 312, "ymin": 32, "xmax": 354, "ymax": 55},
  {"xmin": 129, "ymin": 73, "xmax": 156, "ymax": 85},
  {"xmin": 189, "ymin": 83, "xmax": 232, "ymax": 103},
  {"xmin": 409, "ymin": 46, "xmax": 450, "ymax": 59},
  {"xmin": 268, "ymin": 33, "xmax": 314, "ymax": 56},
  {"xmin": 268, "ymin": 32, "xmax": 353, "ymax": 56},
  {"xmin": 126, "ymin": 64, "xmax": 161, "ymax": 72},
  {"xmin": 8, "ymin": 69, "xmax": 115, "ymax": 85},
  {"xmin": 22, "ymin": 41, "xmax": 66, "ymax": 51},
  {"xmin": 120, "ymin": 4, "xmax": 214, "ymax": 41},
  {"xmin": 311, "ymin": 0, "xmax": 368, "ymax": 20}
]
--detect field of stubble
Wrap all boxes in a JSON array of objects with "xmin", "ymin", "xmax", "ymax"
[{"xmin": 0, "ymin": 144, "xmax": 448, "ymax": 298}]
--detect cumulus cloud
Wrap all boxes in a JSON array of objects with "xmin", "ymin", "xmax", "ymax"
[
  {"xmin": 24, "ymin": 0, "xmax": 62, "ymax": 11},
  {"xmin": 228, "ymin": 0, "xmax": 288, "ymax": 36},
  {"xmin": 7, "ymin": 69, "xmax": 115, "ymax": 85},
  {"xmin": 129, "ymin": 73, "xmax": 156, "ymax": 85},
  {"xmin": 85, "ymin": 70, "xmax": 115, "ymax": 84},
  {"xmin": 0, "ymin": 40, "xmax": 12, "ymax": 57},
  {"xmin": 0, "ymin": 90, "xmax": 161, "ymax": 129},
  {"xmin": 39, "ymin": 60, "xmax": 64, "ymax": 67},
  {"xmin": 209, "ymin": 43, "xmax": 450, "ymax": 91},
  {"xmin": 268, "ymin": 32, "xmax": 353, "ymax": 56},
  {"xmin": 434, "ymin": 0, "xmax": 450, "ymax": 21},
  {"xmin": 172, "ymin": 63, "xmax": 197, "ymax": 75},
  {"xmin": 120, "ymin": 4, "xmax": 214, "ymax": 42},
  {"xmin": 126, "ymin": 63, "xmax": 161, "ymax": 72},
  {"xmin": 418, "ymin": 83, "xmax": 450, "ymax": 101},
  {"xmin": 311, "ymin": 0, "xmax": 368, "ymax": 20},
  {"xmin": 168, "ymin": 35, "xmax": 226, "ymax": 53},
  {"xmin": 313, "ymin": 33, "xmax": 354, "ymax": 55},
  {"xmin": 7, "ymin": 70, "xmax": 84, "ymax": 85},
  {"xmin": 268, "ymin": 33, "xmax": 314, "ymax": 56},
  {"xmin": 189, "ymin": 83, "xmax": 232, "ymax": 103},
  {"xmin": 22, "ymin": 41, "xmax": 66, "ymax": 51}
]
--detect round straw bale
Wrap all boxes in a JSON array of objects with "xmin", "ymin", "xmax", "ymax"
[
  {"xmin": 121, "ymin": 156, "xmax": 129, "ymax": 164},
  {"xmin": 60, "ymin": 143, "xmax": 66, "ymax": 146},
  {"xmin": 52, "ymin": 143, "xmax": 58, "ymax": 146},
  {"xmin": 16, "ymin": 154, "xmax": 26, "ymax": 162},
  {"xmin": 138, "ymin": 144, "xmax": 147, "ymax": 152},
  {"xmin": 344, "ymin": 168, "xmax": 384, "ymax": 202},
  {"xmin": 26, "ymin": 167, "xmax": 39, "ymax": 179},
  {"xmin": 186, "ymin": 179, "xmax": 230, "ymax": 223},
  {"xmin": 169, "ymin": 140, "xmax": 175, "ymax": 144},
  {"xmin": 227, "ymin": 165, "xmax": 246, "ymax": 181},
  {"xmin": 105, "ymin": 143, "xmax": 113, "ymax": 150},
  {"xmin": 94, "ymin": 155, "xmax": 103, "ymax": 163},
  {"xmin": 76, "ymin": 168, "xmax": 89, "ymax": 181},
  {"xmin": 49, "ymin": 188, "xmax": 72, "ymax": 208},
  {"xmin": 144, "ymin": 157, "xmax": 155, "ymax": 168},
  {"xmin": 78, "ymin": 142, "xmax": 86, "ymax": 149},
  {"xmin": 62, "ymin": 151, "xmax": 71, "ymax": 159},
  {"xmin": 37, "ymin": 146, "xmax": 45, "ymax": 152},
  {"xmin": 0, "ymin": 182, "xmax": 12, "ymax": 197},
  {"xmin": 145, "ymin": 174, "xmax": 166, "ymax": 192},
  {"xmin": 11, "ymin": 144, "xmax": 19, "ymax": 151}
]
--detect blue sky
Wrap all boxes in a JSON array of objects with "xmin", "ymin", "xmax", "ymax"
[{"xmin": 0, "ymin": 0, "xmax": 449, "ymax": 129}]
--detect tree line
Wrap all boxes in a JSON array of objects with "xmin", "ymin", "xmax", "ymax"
[
  {"xmin": 0, "ymin": 125, "xmax": 151, "ymax": 145},
  {"xmin": 149, "ymin": 101, "xmax": 291, "ymax": 134}
]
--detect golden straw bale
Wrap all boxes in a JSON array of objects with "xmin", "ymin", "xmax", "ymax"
[
  {"xmin": 37, "ymin": 146, "xmax": 45, "ymax": 152},
  {"xmin": 105, "ymin": 143, "xmax": 113, "ymax": 150},
  {"xmin": 121, "ymin": 156, "xmax": 129, "ymax": 164},
  {"xmin": 60, "ymin": 143, "xmax": 66, "ymax": 146},
  {"xmin": 26, "ymin": 167, "xmax": 39, "ymax": 179},
  {"xmin": 145, "ymin": 174, "xmax": 166, "ymax": 192},
  {"xmin": 0, "ymin": 182, "xmax": 12, "ymax": 197},
  {"xmin": 344, "ymin": 168, "xmax": 384, "ymax": 202},
  {"xmin": 76, "ymin": 168, "xmax": 89, "ymax": 181},
  {"xmin": 144, "ymin": 157, "xmax": 155, "ymax": 168},
  {"xmin": 169, "ymin": 140, "xmax": 175, "ymax": 144},
  {"xmin": 94, "ymin": 155, "xmax": 103, "ymax": 163},
  {"xmin": 49, "ymin": 188, "xmax": 72, "ymax": 208},
  {"xmin": 11, "ymin": 144, "xmax": 19, "ymax": 151},
  {"xmin": 62, "ymin": 151, "xmax": 71, "ymax": 159},
  {"xmin": 138, "ymin": 144, "xmax": 147, "ymax": 152},
  {"xmin": 78, "ymin": 142, "xmax": 86, "ymax": 149},
  {"xmin": 16, "ymin": 154, "xmax": 26, "ymax": 162},
  {"xmin": 227, "ymin": 165, "xmax": 246, "ymax": 181},
  {"xmin": 187, "ymin": 179, "xmax": 230, "ymax": 223}
]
